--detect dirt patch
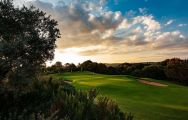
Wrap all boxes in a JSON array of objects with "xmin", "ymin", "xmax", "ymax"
[
  {"xmin": 64, "ymin": 80, "xmax": 72, "ymax": 84},
  {"xmin": 139, "ymin": 80, "xmax": 168, "ymax": 87}
]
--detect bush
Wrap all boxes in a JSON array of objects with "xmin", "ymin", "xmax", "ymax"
[
  {"xmin": 0, "ymin": 78, "xmax": 133, "ymax": 120},
  {"xmin": 142, "ymin": 65, "xmax": 166, "ymax": 79},
  {"xmin": 165, "ymin": 58, "xmax": 188, "ymax": 85},
  {"xmin": 97, "ymin": 97, "xmax": 133, "ymax": 120}
]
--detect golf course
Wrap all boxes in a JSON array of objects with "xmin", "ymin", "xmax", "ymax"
[{"xmin": 50, "ymin": 72, "xmax": 188, "ymax": 120}]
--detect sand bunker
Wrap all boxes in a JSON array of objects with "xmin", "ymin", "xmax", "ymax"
[
  {"xmin": 139, "ymin": 80, "xmax": 168, "ymax": 87},
  {"xmin": 64, "ymin": 80, "xmax": 72, "ymax": 84}
]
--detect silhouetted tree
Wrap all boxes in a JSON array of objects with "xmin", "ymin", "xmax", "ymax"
[
  {"xmin": 142, "ymin": 65, "xmax": 165, "ymax": 79},
  {"xmin": 107, "ymin": 66, "xmax": 119, "ymax": 75},
  {"xmin": 49, "ymin": 61, "xmax": 63, "ymax": 73},
  {"xmin": 96, "ymin": 63, "xmax": 107, "ymax": 74},
  {"xmin": 160, "ymin": 59, "xmax": 170, "ymax": 66},
  {"xmin": 80, "ymin": 60, "xmax": 93, "ymax": 71},
  {"xmin": 54, "ymin": 61, "xmax": 63, "ymax": 68},
  {"xmin": 0, "ymin": 0, "xmax": 60, "ymax": 85},
  {"xmin": 131, "ymin": 69, "xmax": 142, "ymax": 77},
  {"xmin": 165, "ymin": 58, "xmax": 188, "ymax": 85},
  {"xmin": 64, "ymin": 63, "xmax": 77, "ymax": 72}
]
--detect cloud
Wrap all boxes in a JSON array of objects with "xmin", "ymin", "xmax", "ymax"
[
  {"xmin": 126, "ymin": 10, "xmax": 136, "ymax": 17},
  {"xmin": 165, "ymin": 20, "xmax": 174, "ymax": 26},
  {"xmin": 152, "ymin": 31, "xmax": 188, "ymax": 49},
  {"xmin": 20, "ymin": 0, "xmax": 188, "ymax": 62},
  {"xmin": 133, "ymin": 15, "xmax": 161, "ymax": 31},
  {"xmin": 13, "ymin": 0, "xmax": 34, "ymax": 7},
  {"xmin": 139, "ymin": 8, "xmax": 147, "ymax": 15},
  {"xmin": 178, "ymin": 24, "xmax": 187, "ymax": 27}
]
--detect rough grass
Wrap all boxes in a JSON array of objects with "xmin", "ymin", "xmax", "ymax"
[{"xmin": 49, "ymin": 72, "xmax": 188, "ymax": 120}]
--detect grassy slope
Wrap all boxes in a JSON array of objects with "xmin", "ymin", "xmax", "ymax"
[{"xmin": 49, "ymin": 72, "xmax": 188, "ymax": 120}]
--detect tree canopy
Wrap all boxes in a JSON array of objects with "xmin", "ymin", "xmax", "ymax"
[{"xmin": 0, "ymin": 0, "xmax": 60, "ymax": 84}]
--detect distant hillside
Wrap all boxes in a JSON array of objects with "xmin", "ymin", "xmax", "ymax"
[
  {"xmin": 105, "ymin": 63, "xmax": 122, "ymax": 67},
  {"xmin": 105, "ymin": 62, "xmax": 158, "ymax": 67}
]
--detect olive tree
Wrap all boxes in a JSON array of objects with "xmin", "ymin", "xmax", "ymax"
[{"xmin": 0, "ymin": 0, "xmax": 60, "ymax": 85}]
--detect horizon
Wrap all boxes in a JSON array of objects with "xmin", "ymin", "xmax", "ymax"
[
  {"xmin": 46, "ymin": 57, "xmax": 188, "ymax": 66},
  {"xmin": 14, "ymin": 0, "xmax": 188, "ymax": 64}
]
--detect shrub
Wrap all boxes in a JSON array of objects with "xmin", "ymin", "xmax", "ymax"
[
  {"xmin": 0, "ymin": 78, "xmax": 133, "ymax": 120},
  {"xmin": 165, "ymin": 58, "xmax": 188, "ymax": 85},
  {"xmin": 142, "ymin": 65, "xmax": 166, "ymax": 79},
  {"xmin": 131, "ymin": 69, "xmax": 142, "ymax": 77},
  {"xmin": 97, "ymin": 97, "xmax": 133, "ymax": 120}
]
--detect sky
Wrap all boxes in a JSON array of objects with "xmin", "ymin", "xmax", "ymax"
[{"xmin": 14, "ymin": 0, "xmax": 188, "ymax": 65}]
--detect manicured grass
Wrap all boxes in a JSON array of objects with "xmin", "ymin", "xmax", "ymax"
[{"xmin": 49, "ymin": 72, "xmax": 188, "ymax": 120}]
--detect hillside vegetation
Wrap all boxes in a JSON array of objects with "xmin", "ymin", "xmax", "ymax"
[{"xmin": 47, "ymin": 58, "xmax": 188, "ymax": 86}]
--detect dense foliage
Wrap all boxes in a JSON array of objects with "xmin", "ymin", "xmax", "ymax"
[
  {"xmin": 0, "ymin": 0, "xmax": 60, "ymax": 86},
  {"xmin": 165, "ymin": 58, "xmax": 188, "ymax": 85},
  {"xmin": 0, "ymin": 78, "xmax": 133, "ymax": 120},
  {"xmin": 47, "ymin": 58, "xmax": 188, "ymax": 85}
]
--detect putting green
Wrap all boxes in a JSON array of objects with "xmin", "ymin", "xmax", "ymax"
[{"xmin": 49, "ymin": 72, "xmax": 188, "ymax": 120}]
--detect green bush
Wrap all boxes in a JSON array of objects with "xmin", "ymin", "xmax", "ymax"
[
  {"xmin": 142, "ymin": 65, "xmax": 166, "ymax": 79},
  {"xmin": 165, "ymin": 58, "xmax": 188, "ymax": 85},
  {"xmin": 0, "ymin": 78, "xmax": 133, "ymax": 120}
]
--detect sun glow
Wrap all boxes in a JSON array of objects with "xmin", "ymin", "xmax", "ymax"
[{"xmin": 46, "ymin": 49, "xmax": 92, "ymax": 66}]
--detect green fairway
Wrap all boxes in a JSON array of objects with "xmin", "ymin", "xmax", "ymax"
[{"xmin": 49, "ymin": 72, "xmax": 188, "ymax": 120}]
